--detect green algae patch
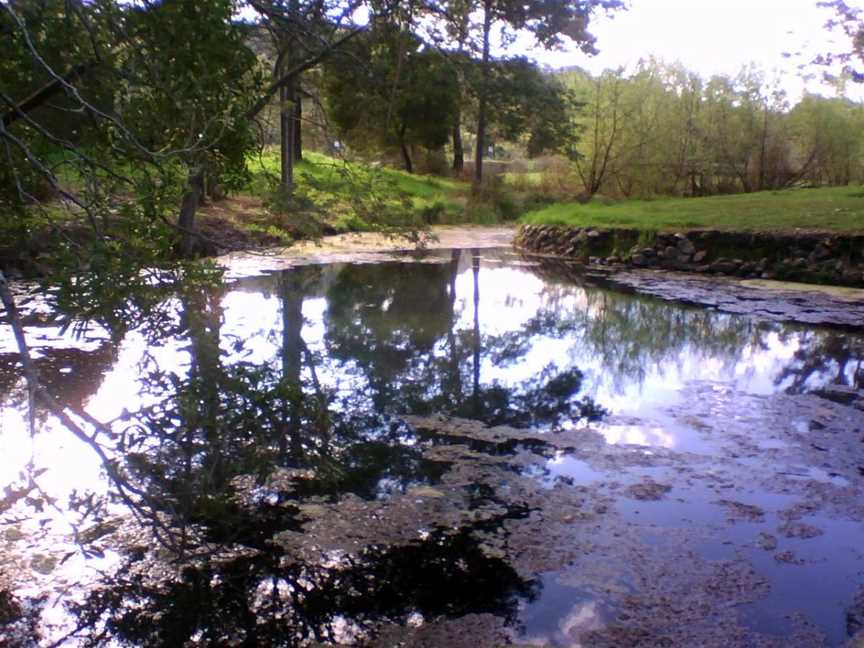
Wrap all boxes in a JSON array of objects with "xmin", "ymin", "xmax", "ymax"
[{"xmin": 740, "ymin": 279, "xmax": 864, "ymax": 301}]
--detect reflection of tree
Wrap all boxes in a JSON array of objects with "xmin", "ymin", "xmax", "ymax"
[
  {"xmin": 320, "ymin": 255, "xmax": 605, "ymax": 429},
  {"xmin": 68, "ymin": 514, "xmax": 535, "ymax": 647},
  {"xmin": 775, "ymin": 330, "xmax": 864, "ymax": 393},
  {"xmin": 38, "ymin": 260, "xmax": 542, "ymax": 645},
  {"xmin": 322, "ymin": 255, "xmax": 457, "ymax": 412},
  {"xmin": 529, "ymin": 259, "xmax": 860, "ymax": 395},
  {"xmin": 0, "ymin": 343, "xmax": 117, "ymax": 424},
  {"xmin": 6, "ymin": 253, "xmax": 864, "ymax": 645},
  {"xmin": 112, "ymin": 268, "xmax": 456, "ymax": 551}
]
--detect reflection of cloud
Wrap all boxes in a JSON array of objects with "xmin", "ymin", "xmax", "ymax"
[
  {"xmin": 597, "ymin": 423, "xmax": 677, "ymax": 449},
  {"xmin": 560, "ymin": 600, "xmax": 604, "ymax": 643},
  {"xmin": 522, "ymin": 600, "xmax": 605, "ymax": 647}
]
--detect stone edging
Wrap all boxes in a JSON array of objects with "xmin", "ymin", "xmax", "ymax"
[{"xmin": 515, "ymin": 225, "xmax": 864, "ymax": 288}]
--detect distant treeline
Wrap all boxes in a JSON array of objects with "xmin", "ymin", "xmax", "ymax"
[
  {"xmin": 553, "ymin": 61, "xmax": 864, "ymax": 199},
  {"xmin": 306, "ymin": 49, "xmax": 864, "ymax": 200}
]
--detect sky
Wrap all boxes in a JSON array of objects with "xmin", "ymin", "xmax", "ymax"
[{"xmin": 515, "ymin": 0, "xmax": 864, "ymax": 102}]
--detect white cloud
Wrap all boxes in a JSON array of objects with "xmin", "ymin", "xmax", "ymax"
[{"xmin": 505, "ymin": 0, "xmax": 864, "ymax": 101}]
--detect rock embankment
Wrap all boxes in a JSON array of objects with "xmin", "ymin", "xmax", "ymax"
[{"xmin": 515, "ymin": 225, "xmax": 864, "ymax": 287}]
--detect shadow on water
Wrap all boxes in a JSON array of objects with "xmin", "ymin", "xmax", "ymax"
[{"xmin": 1, "ymin": 248, "xmax": 864, "ymax": 645}]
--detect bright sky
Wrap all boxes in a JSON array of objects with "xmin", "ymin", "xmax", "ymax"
[{"xmin": 517, "ymin": 0, "xmax": 864, "ymax": 102}]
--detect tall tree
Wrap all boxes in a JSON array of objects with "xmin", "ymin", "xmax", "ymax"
[
  {"xmin": 564, "ymin": 67, "xmax": 625, "ymax": 198},
  {"xmin": 447, "ymin": 0, "xmax": 623, "ymax": 188}
]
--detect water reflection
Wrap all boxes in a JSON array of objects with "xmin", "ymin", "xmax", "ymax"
[
  {"xmin": 66, "ymin": 517, "xmax": 537, "ymax": 647},
  {"xmin": 1, "ymin": 248, "xmax": 863, "ymax": 645}
]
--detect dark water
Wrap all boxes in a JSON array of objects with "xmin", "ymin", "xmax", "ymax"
[{"xmin": 1, "ymin": 248, "xmax": 863, "ymax": 647}]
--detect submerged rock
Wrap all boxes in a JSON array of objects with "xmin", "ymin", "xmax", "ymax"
[
  {"xmin": 717, "ymin": 500, "xmax": 766, "ymax": 523},
  {"xmin": 756, "ymin": 533, "xmax": 778, "ymax": 551},
  {"xmin": 774, "ymin": 550, "xmax": 805, "ymax": 565},
  {"xmin": 779, "ymin": 521, "xmax": 825, "ymax": 540},
  {"xmin": 625, "ymin": 480, "xmax": 672, "ymax": 501},
  {"xmin": 848, "ymin": 587, "xmax": 864, "ymax": 638},
  {"xmin": 814, "ymin": 385, "xmax": 863, "ymax": 406}
]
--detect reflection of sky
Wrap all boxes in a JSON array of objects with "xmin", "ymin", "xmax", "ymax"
[
  {"xmin": 0, "ymin": 321, "xmax": 108, "ymax": 358},
  {"xmin": 2, "ymin": 255, "xmax": 860, "ymax": 475},
  {"xmin": 1, "ymin": 254, "xmax": 860, "ymax": 484},
  {"xmin": 449, "ymin": 257, "xmax": 815, "ymax": 417}
]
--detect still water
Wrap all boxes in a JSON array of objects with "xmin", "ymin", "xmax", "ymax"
[{"xmin": 1, "ymin": 248, "xmax": 863, "ymax": 647}]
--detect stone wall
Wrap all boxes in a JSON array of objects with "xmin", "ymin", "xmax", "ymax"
[{"xmin": 515, "ymin": 225, "xmax": 864, "ymax": 287}]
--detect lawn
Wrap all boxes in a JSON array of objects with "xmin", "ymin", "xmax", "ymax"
[
  {"xmin": 246, "ymin": 149, "xmax": 468, "ymax": 229},
  {"xmin": 522, "ymin": 186, "xmax": 864, "ymax": 233}
]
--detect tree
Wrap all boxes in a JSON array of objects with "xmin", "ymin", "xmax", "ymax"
[
  {"xmin": 117, "ymin": 0, "xmax": 262, "ymax": 254},
  {"xmin": 484, "ymin": 57, "xmax": 571, "ymax": 158},
  {"xmin": 243, "ymin": 1, "xmax": 398, "ymax": 192},
  {"xmin": 1, "ymin": 0, "xmax": 262, "ymax": 260},
  {"xmin": 455, "ymin": 0, "xmax": 624, "ymax": 188},
  {"xmin": 788, "ymin": 94, "xmax": 864, "ymax": 186},
  {"xmin": 563, "ymin": 67, "xmax": 625, "ymax": 198},
  {"xmin": 322, "ymin": 21, "xmax": 458, "ymax": 172},
  {"xmin": 552, "ymin": 60, "xmax": 864, "ymax": 199}
]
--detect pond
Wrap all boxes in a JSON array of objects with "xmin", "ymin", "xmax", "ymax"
[{"xmin": 2, "ymin": 246, "xmax": 864, "ymax": 647}]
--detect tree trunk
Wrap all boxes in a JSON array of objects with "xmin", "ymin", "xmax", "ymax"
[
  {"xmin": 758, "ymin": 103, "xmax": 769, "ymax": 191},
  {"xmin": 399, "ymin": 140, "xmax": 414, "ymax": 174},
  {"xmin": 279, "ymin": 68, "xmax": 295, "ymax": 192},
  {"xmin": 452, "ymin": 16, "xmax": 468, "ymax": 174},
  {"xmin": 399, "ymin": 124, "xmax": 413, "ymax": 173},
  {"xmin": 293, "ymin": 92, "xmax": 303, "ymax": 162},
  {"xmin": 177, "ymin": 169, "xmax": 204, "ymax": 257},
  {"xmin": 473, "ymin": 0, "xmax": 492, "ymax": 189},
  {"xmin": 199, "ymin": 170, "xmax": 208, "ymax": 206},
  {"xmin": 452, "ymin": 107, "xmax": 464, "ymax": 172},
  {"xmin": 279, "ymin": 0, "xmax": 301, "ymax": 186}
]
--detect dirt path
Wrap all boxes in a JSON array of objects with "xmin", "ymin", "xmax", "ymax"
[{"xmin": 218, "ymin": 226, "xmax": 516, "ymax": 279}]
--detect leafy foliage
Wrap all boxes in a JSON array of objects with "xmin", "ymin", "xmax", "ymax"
[{"xmin": 323, "ymin": 24, "xmax": 458, "ymax": 168}]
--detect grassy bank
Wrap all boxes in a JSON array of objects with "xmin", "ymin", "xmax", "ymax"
[
  {"xmin": 242, "ymin": 150, "xmax": 468, "ymax": 231},
  {"xmin": 237, "ymin": 150, "xmax": 555, "ymax": 234},
  {"xmin": 3, "ymin": 151, "xmax": 536, "ymax": 276},
  {"xmin": 522, "ymin": 186, "xmax": 864, "ymax": 233}
]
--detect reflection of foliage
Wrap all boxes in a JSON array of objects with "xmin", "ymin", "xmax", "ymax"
[
  {"xmin": 0, "ymin": 587, "xmax": 42, "ymax": 647},
  {"xmin": 6, "ymin": 251, "xmax": 864, "ymax": 645},
  {"xmin": 530, "ymin": 260, "xmax": 778, "ymax": 392},
  {"xmin": 321, "ymin": 255, "xmax": 605, "ymax": 429},
  {"xmin": 68, "ymin": 516, "xmax": 536, "ymax": 647},
  {"xmin": 111, "ymin": 273, "xmax": 454, "ymax": 549},
  {"xmin": 452, "ymin": 365, "xmax": 606, "ymax": 428},
  {"xmin": 0, "ymin": 343, "xmax": 117, "ymax": 416},
  {"xmin": 122, "ymin": 356, "xmax": 449, "ymax": 546},
  {"xmin": 775, "ymin": 330, "xmax": 864, "ymax": 393}
]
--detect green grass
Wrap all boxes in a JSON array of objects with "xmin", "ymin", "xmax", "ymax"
[
  {"xmin": 246, "ymin": 150, "xmax": 468, "ymax": 229},
  {"xmin": 522, "ymin": 186, "xmax": 864, "ymax": 233}
]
